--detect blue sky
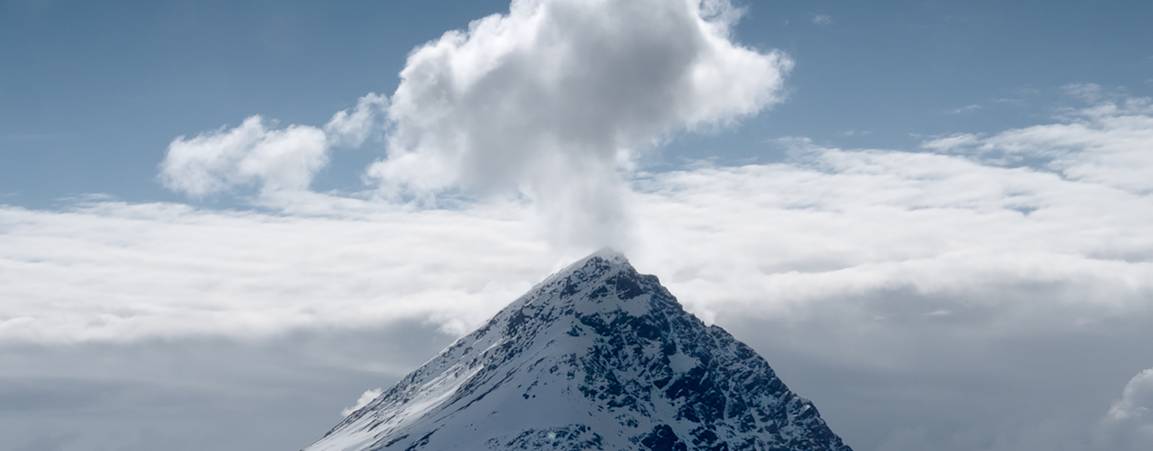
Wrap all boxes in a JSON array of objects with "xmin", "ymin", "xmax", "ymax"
[{"xmin": 3, "ymin": 0, "xmax": 1150, "ymax": 206}]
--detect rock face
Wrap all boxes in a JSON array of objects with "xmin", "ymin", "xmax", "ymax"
[{"xmin": 306, "ymin": 251, "xmax": 853, "ymax": 451}]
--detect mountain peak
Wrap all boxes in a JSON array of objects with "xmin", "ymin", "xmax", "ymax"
[
  {"xmin": 543, "ymin": 248, "xmax": 632, "ymax": 282},
  {"xmin": 584, "ymin": 247, "xmax": 629, "ymax": 262},
  {"xmin": 306, "ymin": 254, "xmax": 853, "ymax": 451}
]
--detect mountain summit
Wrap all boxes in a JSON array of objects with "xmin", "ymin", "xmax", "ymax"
[{"xmin": 306, "ymin": 251, "xmax": 853, "ymax": 451}]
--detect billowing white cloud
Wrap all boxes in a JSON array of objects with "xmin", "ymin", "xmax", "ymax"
[
  {"xmin": 1097, "ymin": 369, "xmax": 1153, "ymax": 450},
  {"xmin": 155, "ymin": 1, "xmax": 789, "ymax": 247},
  {"xmin": 159, "ymin": 116, "xmax": 323, "ymax": 196},
  {"xmin": 368, "ymin": 0, "xmax": 792, "ymax": 246},
  {"xmin": 158, "ymin": 93, "xmax": 387, "ymax": 198},
  {"xmin": 341, "ymin": 388, "xmax": 383, "ymax": 417}
]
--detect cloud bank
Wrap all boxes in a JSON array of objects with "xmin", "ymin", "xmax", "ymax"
[
  {"xmin": 10, "ymin": 92, "xmax": 1153, "ymax": 450},
  {"xmin": 9, "ymin": 96, "xmax": 1153, "ymax": 344}
]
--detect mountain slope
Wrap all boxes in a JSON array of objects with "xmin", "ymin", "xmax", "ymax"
[{"xmin": 306, "ymin": 250, "xmax": 853, "ymax": 451}]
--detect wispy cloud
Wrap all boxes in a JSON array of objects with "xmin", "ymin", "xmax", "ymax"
[
  {"xmin": 922, "ymin": 95, "xmax": 1153, "ymax": 194},
  {"xmin": 341, "ymin": 388, "xmax": 383, "ymax": 417},
  {"xmin": 1063, "ymin": 82, "xmax": 1106, "ymax": 102},
  {"xmin": 947, "ymin": 104, "xmax": 983, "ymax": 114}
]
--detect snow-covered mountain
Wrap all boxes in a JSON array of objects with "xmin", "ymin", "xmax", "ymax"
[{"xmin": 305, "ymin": 250, "xmax": 853, "ymax": 451}]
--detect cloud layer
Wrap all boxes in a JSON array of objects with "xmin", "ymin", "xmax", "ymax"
[
  {"xmin": 11, "ymin": 95, "xmax": 1153, "ymax": 342},
  {"xmin": 7, "ymin": 95, "xmax": 1153, "ymax": 450},
  {"xmin": 15, "ymin": 90, "xmax": 1153, "ymax": 449}
]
